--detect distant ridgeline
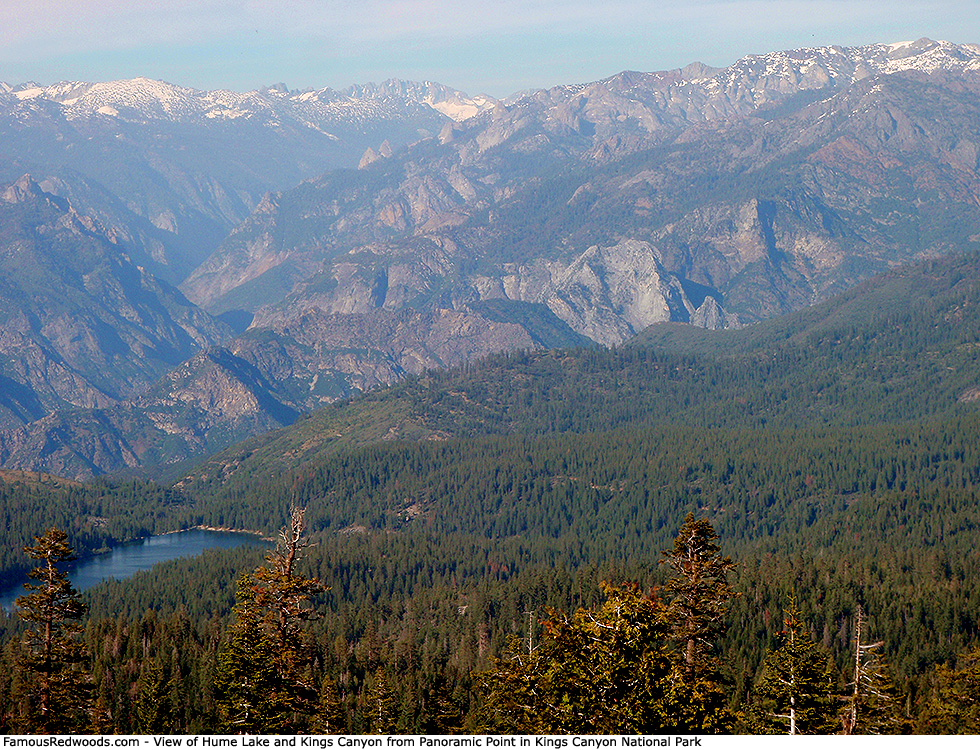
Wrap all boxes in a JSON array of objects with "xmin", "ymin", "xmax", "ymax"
[
  {"xmin": 6, "ymin": 40, "xmax": 980, "ymax": 480},
  {"xmin": 2, "ymin": 250, "xmax": 980, "ymax": 730}
]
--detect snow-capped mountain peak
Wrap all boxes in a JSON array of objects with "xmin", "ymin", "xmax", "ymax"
[
  {"xmin": 718, "ymin": 38, "xmax": 980, "ymax": 90},
  {"xmin": 1, "ymin": 75, "xmax": 495, "ymax": 127},
  {"xmin": 488, "ymin": 38, "xmax": 980, "ymax": 134}
]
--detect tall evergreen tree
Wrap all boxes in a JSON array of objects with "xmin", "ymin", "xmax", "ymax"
[
  {"xmin": 215, "ymin": 575, "xmax": 291, "ymax": 733},
  {"xmin": 751, "ymin": 599, "xmax": 837, "ymax": 735},
  {"xmin": 252, "ymin": 507, "xmax": 326, "ymax": 678},
  {"xmin": 311, "ymin": 675, "xmax": 346, "ymax": 734},
  {"xmin": 13, "ymin": 528, "xmax": 91, "ymax": 733},
  {"xmin": 135, "ymin": 660, "xmax": 177, "ymax": 734},
  {"xmin": 477, "ymin": 582, "xmax": 673, "ymax": 733},
  {"xmin": 661, "ymin": 513, "xmax": 738, "ymax": 732},
  {"xmin": 216, "ymin": 507, "xmax": 325, "ymax": 733},
  {"xmin": 364, "ymin": 669, "xmax": 398, "ymax": 734},
  {"xmin": 423, "ymin": 676, "xmax": 465, "ymax": 734}
]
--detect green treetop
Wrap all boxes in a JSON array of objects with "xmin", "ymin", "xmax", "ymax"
[
  {"xmin": 477, "ymin": 582, "xmax": 673, "ymax": 734},
  {"xmin": 14, "ymin": 528, "xmax": 92, "ymax": 733},
  {"xmin": 661, "ymin": 512, "xmax": 738, "ymax": 732},
  {"xmin": 751, "ymin": 598, "xmax": 838, "ymax": 735}
]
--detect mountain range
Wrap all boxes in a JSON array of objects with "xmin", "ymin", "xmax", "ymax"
[
  {"xmin": 176, "ymin": 245, "xmax": 980, "ymax": 501},
  {"xmin": 3, "ymin": 37, "xmax": 980, "ymax": 479},
  {"xmin": 0, "ymin": 76, "xmax": 493, "ymax": 282}
]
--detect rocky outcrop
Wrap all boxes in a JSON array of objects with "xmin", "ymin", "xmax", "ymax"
[
  {"xmin": 532, "ymin": 240, "xmax": 713, "ymax": 346},
  {"xmin": 0, "ymin": 176, "xmax": 230, "ymax": 421},
  {"xmin": 240, "ymin": 303, "xmax": 590, "ymax": 399},
  {"xmin": 185, "ymin": 40, "xmax": 980, "ymax": 346}
]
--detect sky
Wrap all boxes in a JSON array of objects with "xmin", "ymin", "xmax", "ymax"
[{"xmin": 2, "ymin": 0, "xmax": 978, "ymax": 98}]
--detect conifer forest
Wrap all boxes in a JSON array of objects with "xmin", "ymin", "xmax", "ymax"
[{"xmin": 2, "ymin": 251, "xmax": 980, "ymax": 734}]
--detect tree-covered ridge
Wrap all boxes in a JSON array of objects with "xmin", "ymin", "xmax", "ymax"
[
  {"xmin": 181, "ymin": 249, "xmax": 980, "ymax": 498},
  {"xmin": 0, "ymin": 475, "xmax": 193, "ymax": 584},
  {"xmin": 183, "ymin": 413, "xmax": 980, "ymax": 557}
]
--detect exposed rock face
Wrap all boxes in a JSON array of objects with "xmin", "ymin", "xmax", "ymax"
[
  {"xmin": 0, "ymin": 76, "xmax": 494, "ymax": 282},
  {"xmin": 0, "ymin": 344, "xmax": 301, "ymax": 480},
  {"xmin": 6, "ymin": 39, "xmax": 980, "ymax": 479},
  {"xmin": 237, "ymin": 303, "xmax": 591, "ymax": 398},
  {"xmin": 243, "ymin": 234, "xmax": 718, "ymax": 347},
  {"xmin": 0, "ymin": 300, "xmax": 591, "ymax": 479},
  {"xmin": 533, "ymin": 240, "xmax": 710, "ymax": 346},
  {"xmin": 0, "ymin": 409, "xmax": 146, "ymax": 478},
  {"xmin": 2, "ymin": 174, "xmax": 53, "ymax": 204},
  {"xmin": 0, "ymin": 176, "xmax": 230, "ymax": 425},
  {"xmin": 184, "ymin": 40, "xmax": 980, "ymax": 349}
]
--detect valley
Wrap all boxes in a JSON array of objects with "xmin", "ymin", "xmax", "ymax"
[
  {"xmin": 3, "ymin": 244, "xmax": 980, "ymax": 731},
  {"xmin": 2, "ymin": 38, "xmax": 980, "ymax": 734},
  {"xmin": 3, "ymin": 38, "xmax": 980, "ymax": 479}
]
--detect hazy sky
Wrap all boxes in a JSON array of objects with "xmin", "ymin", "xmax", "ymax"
[{"xmin": 2, "ymin": 1, "xmax": 978, "ymax": 97}]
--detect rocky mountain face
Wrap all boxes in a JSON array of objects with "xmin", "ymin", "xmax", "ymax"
[
  {"xmin": 0, "ymin": 76, "xmax": 494, "ymax": 283},
  {"xmin": 0, "ymin": 173, "xmax": 589, "ymax": 477},
  {"xmin": 0, "ymin": 300, "xmax": 590, "ymax": 479},
  {"xmin": 0, "ymin": 176, "xmax": 229, "ymax": 429},
  {"xmin": 5, "ymin": 38, "xmax": 980, "ymax": 478},
  {"xmin": 185, "ymin": 39, "xmax": 980, "ymax": 344}
]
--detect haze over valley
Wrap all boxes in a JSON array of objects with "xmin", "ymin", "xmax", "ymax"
[
  {"xmin": 3, "ymin": 38, "xmax": 980, "ymax": 478},
  {"xmin": 4, "ymin": 32, "xmax": 980, "ymax": 734}
]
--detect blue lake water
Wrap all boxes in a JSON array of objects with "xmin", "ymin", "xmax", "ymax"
[{"xmin": 1, "ymin": 528, "xmax": 269, "ymax": 612}]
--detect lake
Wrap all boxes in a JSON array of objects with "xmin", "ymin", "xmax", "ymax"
[{"xmin": 0, "ymin": 528, "xmax": 270, "ymax": 612}]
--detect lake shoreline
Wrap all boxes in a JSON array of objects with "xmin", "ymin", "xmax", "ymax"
[
  {"xmin": 0, "ymin": 528, "xmax": 273, "ymax": 612},
  {"xmin": 160, "ymin": 525, "xmax": 277, "ymax": 543}
]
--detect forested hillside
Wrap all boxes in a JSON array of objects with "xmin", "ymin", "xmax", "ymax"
[
  {"xmin": 0, "ymin": 472, "xmax": 192, "ymax": 583},
  {"xmin": 182, "ymin": 249, "xmax": 980, "ymax": 494},
  {"xmin": 4, "ymin": 250, "xmax": 980, "ymax": 732}
]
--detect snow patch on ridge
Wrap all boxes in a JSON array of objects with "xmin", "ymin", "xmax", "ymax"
[{"xmin": 1, "ymin": 76, "xmax": 495, "ymax": 129}]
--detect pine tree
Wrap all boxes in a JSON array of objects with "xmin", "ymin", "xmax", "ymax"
[
  {"xmin": 751, "ymin": 599, "xmax": 837, "ymax": 735},
  {"xmin": 252, "ymin": 507, "xmax": 326, "ymax": 680},
  {"xmin": 661, "ymin": 513, "xmax": 738, "ymax": 732},
  {"xmin": 215, "ymin": 507, "xmax": 325, "ymax": 733},
  {"xmin": 474, "ymin": 634, "xmax": 552, "ymax": 734},
  {"xmin": 424, "ymin": 676, "xmax": 465, "ymax": 733},
  {"xmin": 13, "ymin": 528, "xmax": 92, "ymax": 733},
  {"xmin": 136, "ymin": 660, "xmax": 181, "ymax": 733},
  {"xmin": 477, "ymin": 582, "xmax": 672, "ymax": 733},
  {"xmin": 215, "ymin": 576, "xmax": 291, "ymax": 733},
  {"xmin": 916, "ymin": 645, "xmax": 980, "ymax": 733},
  {"xmin": 311, "ymin": 675, "xmax": 346, "ymax": 734},
  {"xmin": 364, "ymin": 669, "xmax": 398, "ymax": 734}
]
